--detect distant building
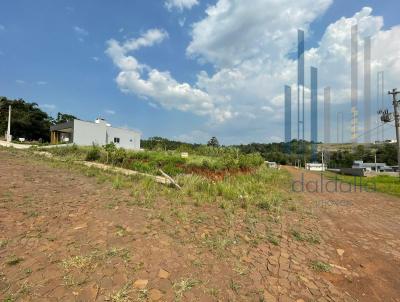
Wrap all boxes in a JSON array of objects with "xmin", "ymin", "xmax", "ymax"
[
  {"xmin": 305, "ymin": 163, "xmax": 327, "ymax": 171},
  {"xmin": 50, "ymin": 118, "xmax": 141, "ymax": 150},
  {"xmin": 352, "ymin": 160, "xmax": 393, "ymax": 172},
  {"xmin": 266, "ymin": 161, "xmax": 278, "ymax": 169}
]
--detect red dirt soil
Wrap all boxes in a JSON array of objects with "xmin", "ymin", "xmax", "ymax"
[{"xmin": 0, "ymin": 150, "xmax": 399, "ymax": 301}]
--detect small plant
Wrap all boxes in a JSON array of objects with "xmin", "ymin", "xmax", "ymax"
[
  {"xmin": 0, "ymin": 239, "xmax": 8, "ymax": 248},
  {"xmin": 6, "ymin": 256, "xmax": 23, "ymax": 266},
  {"xmin": 266, "ymin": 233, "xmax": 280, "ymax": 246},
  {"xmin": 85, "ymin": 145, "xmax": 101, "ymax": 161},
  {"xmin": 229, "ymin": 279, "xmax": 241, "ymax": 294},
  {"xmin": 173, "ymin": 278, "xmax": 199, "ymax": 299},
  {"xmin": 310, "ymin": 260, "xmax": 331, "ymax": 272}
]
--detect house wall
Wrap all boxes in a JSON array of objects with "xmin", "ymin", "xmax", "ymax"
[
  {"xmin": 73, "ymin": 120, "xmax": 107, "ymax": 146},
  {"xmin": 106, "ymin": 127, "xmax": 140, "ymax": 150}
]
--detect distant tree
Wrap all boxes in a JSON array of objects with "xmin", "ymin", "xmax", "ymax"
[
  {"xmin": 0, "ymin": 97, "xmax": 52, "ymax": 141},
  {"xmin": 207, "ymin": 136, "xmax": 220, "ymax": 147},
  {"xmin": 55, "ymin": 112, "xmax": 77, "ymax": 124}
]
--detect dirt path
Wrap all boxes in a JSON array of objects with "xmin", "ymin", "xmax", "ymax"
[{"xmin": 286, "ymin": 166, "xmax": 400, "ymax": 302}]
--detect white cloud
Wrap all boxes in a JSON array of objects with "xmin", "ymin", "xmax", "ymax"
[
  {"xmin": 74, "ymin": 26, "xmax": 88, "ymax": 42},
  {"xmin": 106, "ymin": 29, "xmax": 234, "ymax": 123},
  {"xmin": 16, "ymin": 80, "xmax": 25, "ymax": 84},
  {"xmin": 74, "ymin": 26, "xmax": 88, "ymax": 36},
  {"xmin": 41, "ymin": 104, "xmax": 56, "ymax": 110},
  {"xmin": 107, "ymin": 1, "xmax": 400, "ymax": 143},
  {"xmin": 186, "ymin": 2, "xmax": 399, "ymax": 142},
  {"xmin": 36, "ymin": 81, "xmax": 47, "ymax": 85},
  {"xmin": 164, "ymin": 0, "xmax": 198, "ymax": 11},
  {"xmin": 0, "ymin": 24, "xmax": 5, "ymax": 31},
  {"xmin": 187, "ymin": 0, "xmax": 332, "ymax": 67},
  {"xmin": 92, "ymin": 56, "xmax": 100, "ymax": 62},
  {"xmin": 105, "ymin": 109, "xmax": 116, "ymax": 115}
]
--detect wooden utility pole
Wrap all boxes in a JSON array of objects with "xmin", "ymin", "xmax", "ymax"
[{"xmin": 388, "ymin": 89, "xmax": 400, "ymax": 178}]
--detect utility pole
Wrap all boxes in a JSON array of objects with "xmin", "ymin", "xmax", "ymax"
[
  {"xmin": 6, "ymin": 105, "xmax": 12, "ymax": 142},
  {"xmin": 388, "ymin": 89, "xmax": 400, "ymax": 178}
]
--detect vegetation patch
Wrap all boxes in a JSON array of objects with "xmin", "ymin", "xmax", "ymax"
[{"xmin": 310, "ymin": 260, "xmax": 331, "ymax": 272}]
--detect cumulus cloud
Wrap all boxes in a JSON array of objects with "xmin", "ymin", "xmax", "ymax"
[
  {"xmin": 187, "ymin": 0, "xmax": 332, "ymax": 67},
  {"xmin": 107, "ymin": 1, "xmax": 400, "ymax": 143},
  {"xmin": 106, "ymin": 29, "xmax": 234, "ymax": 123},
  {"xmin": 0, "ymin": 24, "xmax": 5, "ymax": 31},
  {"xmin": 164, "ymin": 0, "xmax": 198, "ymax": 11},
  {"xmin": 186, "ymin": 2, "xmax": 400, "ymax": 142}
]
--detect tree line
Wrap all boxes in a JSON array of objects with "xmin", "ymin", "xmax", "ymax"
[{"xmin": 0, "ymin": 97, "xmax": 76, "ymax": 141}]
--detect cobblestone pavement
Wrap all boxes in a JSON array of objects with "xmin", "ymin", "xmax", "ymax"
[{"xmin": 0, "ymin": 150, "xmax": 399, "ymax": 301}]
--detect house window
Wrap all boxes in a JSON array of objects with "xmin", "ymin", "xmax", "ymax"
[{"xmin": 114, "ymin": 137, "xmax": 120, "ymax": 143}]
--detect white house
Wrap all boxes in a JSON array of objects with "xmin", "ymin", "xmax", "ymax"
[
  {"xmin": 305, "ymin": 163, "xmax": 327, "ymax": 171},
  {"xmin": 50, "ymin": 118, "xmax": 141, "ymax": 150}
]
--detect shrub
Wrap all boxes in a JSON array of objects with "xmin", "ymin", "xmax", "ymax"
[{"xmin": 85, "ymin": 145, "xmax": 101, "ymax": 161}]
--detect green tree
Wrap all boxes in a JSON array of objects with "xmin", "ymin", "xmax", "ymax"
[
  {"xmin": 0, "ymin": 97, "xmax": 52, "ymax": 141},
  {"xmin": 207, "ymin": 136, "xmax": 220, "ymax": 147},
  {"xmin": 55, "ymin": 112, "xmax": 77, "ymax": 124}
]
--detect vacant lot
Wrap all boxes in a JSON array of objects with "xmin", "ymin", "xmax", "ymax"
[{"xmin": 0, "ymin": 149, "xmax": 399, "ymax": 301}]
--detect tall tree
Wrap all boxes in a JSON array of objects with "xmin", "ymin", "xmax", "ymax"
[
  {"xmin": 55, "ymin": 112, "xmax": 77, "ymax": 124},
  {"xmin": 207, "ymin": 137, "xmax": 220, "ymax": 147},
  {"xmin": 0, "ymin": 97, "xmax": 52, "ymax": 141}
]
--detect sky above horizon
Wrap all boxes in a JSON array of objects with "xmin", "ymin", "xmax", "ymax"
[{"xmin": 1, "ymin": 0, "xmax": 399, "ymax": 145}]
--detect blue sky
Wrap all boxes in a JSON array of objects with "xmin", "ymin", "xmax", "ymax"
[{"xmin": 1, "ymin": 0, "xmax": 399, "ymax": 144}]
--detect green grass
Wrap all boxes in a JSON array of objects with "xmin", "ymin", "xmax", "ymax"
[
  {"xmin": 40, "ymin": 144, "xmax": 265, "ymax": 177},
  {"xmin": 310, "ymin": 260, "xmax": 331, "ymax": 272},
  {"xmin": 324, "ymin": 171, "xmax": 400, "ymax": 198},
  {"xmin": 290, "ymin": 229, "xmax": 320, "ymax": 244}
]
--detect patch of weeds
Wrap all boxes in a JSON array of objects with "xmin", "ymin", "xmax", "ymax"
[
  {"xmin": 0, "ymin": 239, "xmax": 9, "ymax": 248},
  {"xmin": 137, "ymin": 289, "xmax": 148, "ymax": 301},
  {"xmin": 24, "ymin": 268, "xmax": 32, "ymax": 275},
  {"xmin": 310, "ymin": 260, "xmax": 331, "ymax": 272},
  {"xmin": 229, "ymin": 279, "xmax": 241, "ymax": 294},
  {"xmin": 266, "ymin": 233, "xmax": 280, "ymax": 246},
  {"xmin": 106, "ymin": 247, "xmax": 131, "ymax": 262},
  {"xmin": 233, "ymin": 264, "xmax": 249, "ymax": 276},
  {"xmin": 173, "ymin": 278, "xmax": 200, "ymax": 299},
  {"xmin": 191, "ymin": 259, "xmax": 204, "ymax": 268},
  {"xmin": 192, "ymin": 212, "xmax": 209, "ymax": 224},
  {"xmin": 23, "ymin": 211, "xmax": 39, "ymax": 218},
  {"xmin": 171, "ymin": 208, "xmax": 188, "ymax": 223},
  {"xmin": 306, "ymin": 233, "xmax": 321, "ymax": 244},
  {"xmin": 290, "ymin": 229, "xmax": 304, "ymax": 241},
  {"xmin": 207, "ymin": 287, "xmax": 219, "ymax": 297},
  {"xmin": 112, "ymin": 176, "xmax": 124, "ymax": 190},
  {"xmin": 61, "ymin": 254, "xmax": 96, "ymax": 271},
  {"xmin": 3, "ymin": 295, "xmax": 15, "ymax": 302},
  {"xmin": 106, "ymin": 202, "xmax": 117, "ymax": 210},
  {"xmin": 108, "ymin": 283, "xmax": 131, "ymax": 302},
  {"xmin": 115, "ymin": 225, "xmax": 128, "ymax": 237},
  {"xmin": 203, "ymin": 233, "xmax": 233, "ymax": 256},
  {"xmin": 290, "ymin": 229, "xmax": 320, "ymax": 244},
  {"xmin": 6, "ymin": 256, "xmax": 24, "ymax": 266}
]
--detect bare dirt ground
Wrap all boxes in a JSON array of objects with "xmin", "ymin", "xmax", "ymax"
[
  {"xmin": 286, "ymin": 166, "xmax": 400, "ymax": 302},
  {"xmin": 0, "ymin": 150, "xmax": 399, "ymax": 301}
]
